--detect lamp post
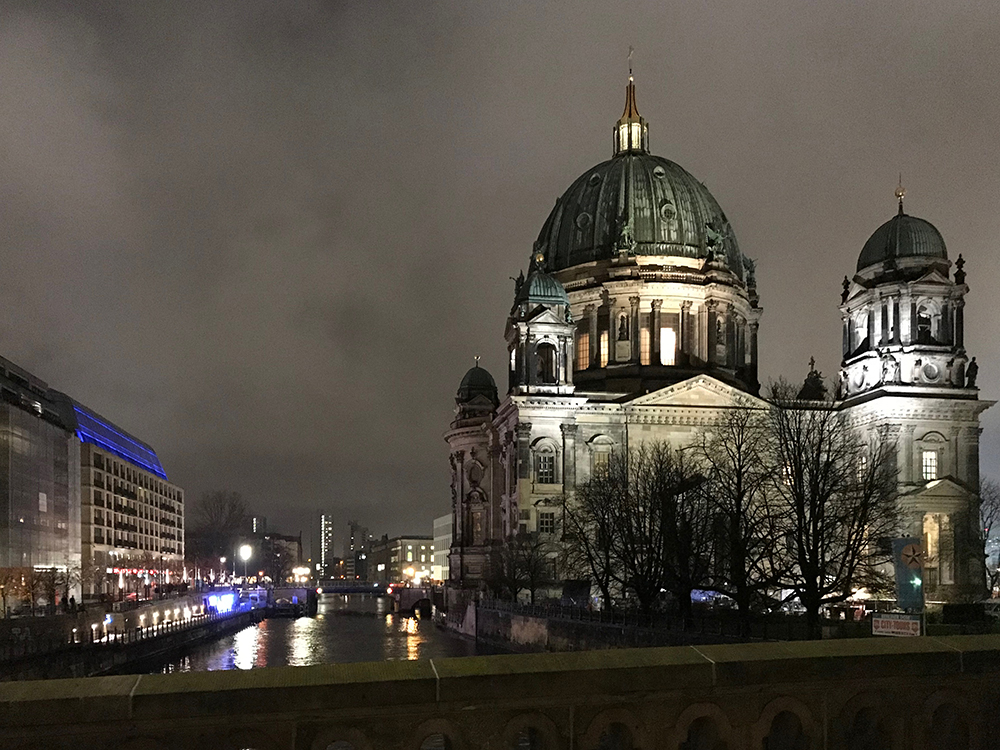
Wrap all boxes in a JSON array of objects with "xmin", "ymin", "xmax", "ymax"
[
  {"xmin": 219, "ymin": 556, "xmax": 226, "ymax": 584},
  {"xmin": 239, "ymin": 545, "xmax": 252, "ymax": 583}
]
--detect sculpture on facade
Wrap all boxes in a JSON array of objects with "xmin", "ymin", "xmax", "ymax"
[{"xmin": 966, "ymin": 357, "xmax": 978, "ymax": 388}]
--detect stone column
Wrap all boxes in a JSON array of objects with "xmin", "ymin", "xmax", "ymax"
[
  {"xmin": 629, "ymin": 296, "xmax": 640, "ymax": 364},
  {"xmin": 586, "ymin": 304, "xmax": 597, "ymax": 368},
  {"xmin": 560, "ymin": 423, "xmax": 578, "ymax": 497},
  {"xmin": 749, "ymin": 321, "xmax": 759, "ymax": 382},
  {"xmin": 842, "ymin": 316, "xmax": 850, "ymax": 358},
  {"xmin": 516, "ymin": 423, "xmax": 532, "ymax": 481},
  {"xmin": 706, "ymin": 300, "xmax": 718, "ymax": 365},
  {"xmin": 680, "ymin": 300, "xmax": 692, "ymax": 362},
  {"xmin": 651, "ymin": 299, "xmax": 663, "ymax": 365},
  {"xmin": 901, "ymin": 424, "xmax": 916, "ymax": 484},
  {"xmin": 955, "ymin": 299, "xmax": 965, "ymax": 349},
  {"xmin": 892, "ymin": 297, "xmax": 901, "ymax": 343}
]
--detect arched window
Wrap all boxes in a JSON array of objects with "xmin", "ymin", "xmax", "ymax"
[
  {"xmin": 844, "ymin": 706, "xmax": 890, "ymax": 750},
  {"xmin": 681, "ymin": 716, "xmax": 726, "ymax": 750},
  {"xmin": 420, "ymin": 734, "xmax": 452, "ymax": 750},
  {"xmin": 576, "ymin": 330, "xmax": 590, "ymax": 370},
  {"xmin": 928, "ymin": 703, "xmax": 969, "ymax": 750},
  {"xmin": 762, "ymin": 711, "xmax": 808, "ymax": 750},
  {"xmin": 536, "ymin": 343, "xmax": 558, "ymax": 384},
  {"xmin": 589, "ymin": 435, "xmax": 615, "ymax": 477},
  {"xmin": 514, "ymin": 727, "xmax": 545, "ymax": 749},
  {"xmin": 534, "ymin": 441, "xmax": 558, "ymax": 485},
  {"xmin": 598, "ymin": 723, "xmax": 634, "ymax": 750},
  {"xmin": 917, "ymin": 304, "xmax": 934, "ymax": 343}
]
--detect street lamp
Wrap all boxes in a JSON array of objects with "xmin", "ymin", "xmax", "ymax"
[
  {"xmin": 239, "ymin": 545, "xmax": 252, "ymax": 582},
  {"xmin": 219, "ymin": 556, "xmax": 226, "ymax": 583}
]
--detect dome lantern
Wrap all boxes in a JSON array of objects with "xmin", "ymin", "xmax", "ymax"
[{"xmin": 613, "ymin": 75, "xmax": 648, "ymax": 156}]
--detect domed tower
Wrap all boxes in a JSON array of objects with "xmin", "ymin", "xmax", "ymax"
[
  {"xmin": 839, "ymin": 186, "xmax": 993, "ymax": 603},
  {"xmin": 531, "ymin": 74, "xmax": 762, "ymax": 396},
  {"xmin": 445, "ymin": 362, "xmax": 502, "ymax": 583},
  {"xmin": 839, "ymin": 187, "xmax": 971, "ymax": 396},
  {"xmin": 506, "ymin": 264, "xmax": 577, "ymax": 396}
]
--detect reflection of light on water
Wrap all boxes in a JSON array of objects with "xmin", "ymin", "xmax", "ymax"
[
  {"xmin": 288, "ymin": 617, "xmax": 316, "ymax": 666},
  {"xmin": 406, "ymin": 616, "xmax": 419, "ymax": 660},
  {"xmin": 233, "ymin": 626, "xmax": 260, "ymax": 670}
]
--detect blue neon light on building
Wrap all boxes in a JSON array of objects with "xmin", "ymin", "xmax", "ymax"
[{"xmin": 71, "ymin": 404, "xmax": 168, "ymax": 479}]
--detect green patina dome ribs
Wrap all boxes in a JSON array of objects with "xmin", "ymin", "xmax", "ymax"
[
  {"xmin": 457, "ymin": 365, "xmax": 499, "ymax": 404},
  {"xmin": 857, "ymin": 212, "xmax": 948, "ymax": 272},
  {"xmin": 534, "ymin": 154, "xmax": 744, "ymax": 279},
  {"xmin": 514, "ymin": 269, "xmax": 571, "ymax": 308}
]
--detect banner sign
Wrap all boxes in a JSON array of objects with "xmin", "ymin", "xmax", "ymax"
[
  {"xmin": 873, "ymin": 612, "xmax": 922, "ymax": 637},
  {"xmin": 892, "ymin": 537, "xmax": 924, "ymax": 611}
]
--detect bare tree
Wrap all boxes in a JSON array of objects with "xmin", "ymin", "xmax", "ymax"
[
  {"xmin": 769, "ymin": 380, "xmax": 899, "ymax": 638},
  {"xmin": 978, "ymin": 478, "xmax": 1000, "ymax": 591},
  {"xmin": 485, "ymin": 532, "xmax": 553, "ymax": 603},
  {"xmin": 564, "ymin": 468, "xmax": 621, "ymax": 611},
  {"xmin": 187, "ymin": 489, "xmax": 251, "ymax": 560},
  {"xmin": 694, "ymin": 404, "xmax": 787, "ymax": 632}
]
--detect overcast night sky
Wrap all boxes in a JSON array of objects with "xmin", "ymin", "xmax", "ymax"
[{"xmin": 1, "ymin": 2, "xmax": 999, "ymax": 554}]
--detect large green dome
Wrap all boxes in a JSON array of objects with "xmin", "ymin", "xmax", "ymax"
[{"xmin": 534, "ymin": 153, "xmax": 744, "ymax": 280}]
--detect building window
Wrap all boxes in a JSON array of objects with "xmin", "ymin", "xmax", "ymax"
[
  {"xmin": 592, "ymin": 451, "xmax": 610, "ymax": 476},
  {"xmin": 640, "ymin": 327, "xmax": 650, "ymax": 365},
  {"xmin": 536, "ymin": 343, "xmax": 557, "ymax": 384},
  {"xmin": 922, "ymin": 450, "xmax": 938, "ymax": 481},
  {"xmin": 519, "ymin": 509, "xmax": 531, "ymax": 521},
  {"xmin": 600, "ymin": 331, "xmax": 609, "ymax": 367},
  {"xmin": 538, "ymin": 512, "xmax": 556, "ymax": 534},
  {"xmin": 576, "ymin": 331, "xmax": 590, "ymax": 370},
  {"xmin": 407, "ymin": 551, "xmax": 413, "ymax": 562},
  {"xmin": 660, "ymin": 328, "xmax": 676, "ymax": 366},
  {"xmin": 536, "ymin": 453, "xmax": 556, "ymax": 484}
]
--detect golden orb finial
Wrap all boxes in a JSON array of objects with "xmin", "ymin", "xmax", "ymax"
[{"xmin": 895, "ymin": 174, "xmax": 906, "ymax": 214}]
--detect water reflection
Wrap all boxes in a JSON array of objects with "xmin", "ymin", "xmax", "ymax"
[{"xmin": 147, "ymin": 594, "xmax": 476, "ymax": 674}]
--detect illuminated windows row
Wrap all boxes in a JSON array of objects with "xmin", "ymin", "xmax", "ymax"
[{"xmin": 578, "ymin": 328, "xmax": 677, "ymax": 368}]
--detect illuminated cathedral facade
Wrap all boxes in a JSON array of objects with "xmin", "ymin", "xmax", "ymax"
[{"xmin": 445, "ymin": 76, "xmax": 991, "ymax": 604}]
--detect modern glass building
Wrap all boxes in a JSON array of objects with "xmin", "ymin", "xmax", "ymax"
[
  {"xmin": 0, "ymin": 354, "xmax": 185, "ymax": 604},
  {"xmin": 0, "ymin": 357, "xmax": 81, "ymax": 605}
]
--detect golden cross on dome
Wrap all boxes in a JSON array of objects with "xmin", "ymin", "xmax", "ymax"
[
  {"xmin": 895, "ymin": 174, "xmax": 906, "ymax": 214},
  {"xmin": 474, "ymin": 355, "xmax": 480, "ymax": 366},
  {"xmin": 628, "ymin": 46, "xmax": 634, "ymax": 81}
]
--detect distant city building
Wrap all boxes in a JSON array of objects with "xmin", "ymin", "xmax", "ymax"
[
  {"xmin": 432, "ymin": 514, "xmax": 451, "ymax": 582},
  {"xmin": 318, "ymin": 513, "xmax": 335, "ymax": 577},
  {"xmin": 343, "ymin": 520, "xmax": 371, "ymax": 579},
  {"xmin": 370, "ymin": 535, "xmax": 433, "ymax": 584},
  {"xmin": 252, "ymin": 516, "xmax": 267, "ymax": 534},
  {"xmin": 254, "ymin": 532, "xmax": 302, "ymax": 583},
  {"xmin": 0, "ymin": 354, "xmax": 185, "ymax": 604}
]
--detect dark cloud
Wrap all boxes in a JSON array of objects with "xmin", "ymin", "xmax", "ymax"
[{"xmin": 2, "ymin": 1, "xmax": 999, "ymax": 552}]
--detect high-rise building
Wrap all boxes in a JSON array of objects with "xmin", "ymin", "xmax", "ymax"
[
  {"xmin": 432, "ymin": 514, "xmax": 451, "ymax": 582},
  {"xmin": 343, "ymin": 520, "xmax": 371, "ymax": 579},
  {"xmin": 318, "ymin": 513, "xmax": 334, "ymax": 578}
]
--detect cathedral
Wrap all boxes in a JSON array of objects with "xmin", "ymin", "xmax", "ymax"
[{"xmin": 445, "ymin": 75, "xmax": 991, "ymax": 605}]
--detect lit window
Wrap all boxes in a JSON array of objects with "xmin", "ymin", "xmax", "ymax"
[
  {"xmin": 592, "ymin": 451, "xmax": 610, "ymax": 476},
  {"xmin": 536, "ymin": 454, "xmax": 556, "ymax": 484},
  {"xmin": 576, "ymin": 331, "xmax": 590, "ymax": 370},
  {"xmin": 539, "ymin": 512, "xmax": 556, "ymax": 534},
  {"xmin": 660, "ymin": 328, "xmax": 676, "ymax": 366},
  {"xmin": 406, "ymin": 551, "xmax": 413, "ymax": 562},
  {"xmin": 640, "ymin": 327, "xmax": 650, "ymax": 365},
  {"xmin": 600, "ymin": 332, "xmax": 609, "ymax": 367},
  {"xmin": 922, "ymin": 451, "xmax": 938, "ymax": 481}
]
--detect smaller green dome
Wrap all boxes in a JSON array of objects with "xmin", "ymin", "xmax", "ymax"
[
  {"xmin": 457, "ymin": 365, "xmax": 498, "ymax": 405},
  {"xmin": 514, "ymin": 269, "xmax": 570, "ymax": 308},
  {"xmin": 857, "ymin": 212, "xmax": 947, "ymax": 272}
]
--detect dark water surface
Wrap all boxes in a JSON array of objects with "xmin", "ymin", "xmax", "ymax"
[{"xmin": 148, "ymin": 594, "xmax": 477, "ymax": 673}]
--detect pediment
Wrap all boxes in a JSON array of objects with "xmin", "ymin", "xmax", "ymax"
[
  {"xmin": 914, "ymin": 269, "xmax": 951, "ymax": 286},
  {"xmin": 901, "ymin": 476, "xmax": 976, "ymax": 501},
  {"xmin": 627, "ymin": 375, "xmax": 767, "ymax": 409},
  {"xmin": 524, "ymin": 307, "xmax": 569, "ymax": 326}
]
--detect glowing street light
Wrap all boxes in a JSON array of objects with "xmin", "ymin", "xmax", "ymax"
[{"xmin": 239, "ymin": 544, "xmax": 252, "ymax": 580}]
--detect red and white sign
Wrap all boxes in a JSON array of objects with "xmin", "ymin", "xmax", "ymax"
[{"xmin": 872, "ymin": 612, "xmax": 921, "ymax": 637}]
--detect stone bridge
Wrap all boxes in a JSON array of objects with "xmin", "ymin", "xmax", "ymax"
[{"xmin": 1, "ymin": 635, "xmax": 998, "ymax": 749}]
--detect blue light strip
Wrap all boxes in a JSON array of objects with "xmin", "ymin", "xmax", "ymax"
[{"xmin": 72, "ymin": 405, "xmax": 168, "ymax": 479}]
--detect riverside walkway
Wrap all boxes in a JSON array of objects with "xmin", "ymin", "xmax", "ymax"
[{"xmin": 1, "ymin": 633, "xmax": 996, "ymax": 749}]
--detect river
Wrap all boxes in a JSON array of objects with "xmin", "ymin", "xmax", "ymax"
[{"xmin": 146, "ymin": 594, "xmax": 478, "ymax": 674}]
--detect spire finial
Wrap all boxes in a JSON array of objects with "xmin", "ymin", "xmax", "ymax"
[
  {"xmin": 614, "ymin": 51, "xmax": 647, "ymax": 157},
  {"xmin": 895, "ymin": 174, "xmax": 906, "ymax": 215},
  {"xmin": 474, "ymin": 355, "xmax": 480, "ymax": 367},
  {"xmin": 628, "ymin": 46, "xmax": 634, "ymax": 81}
]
